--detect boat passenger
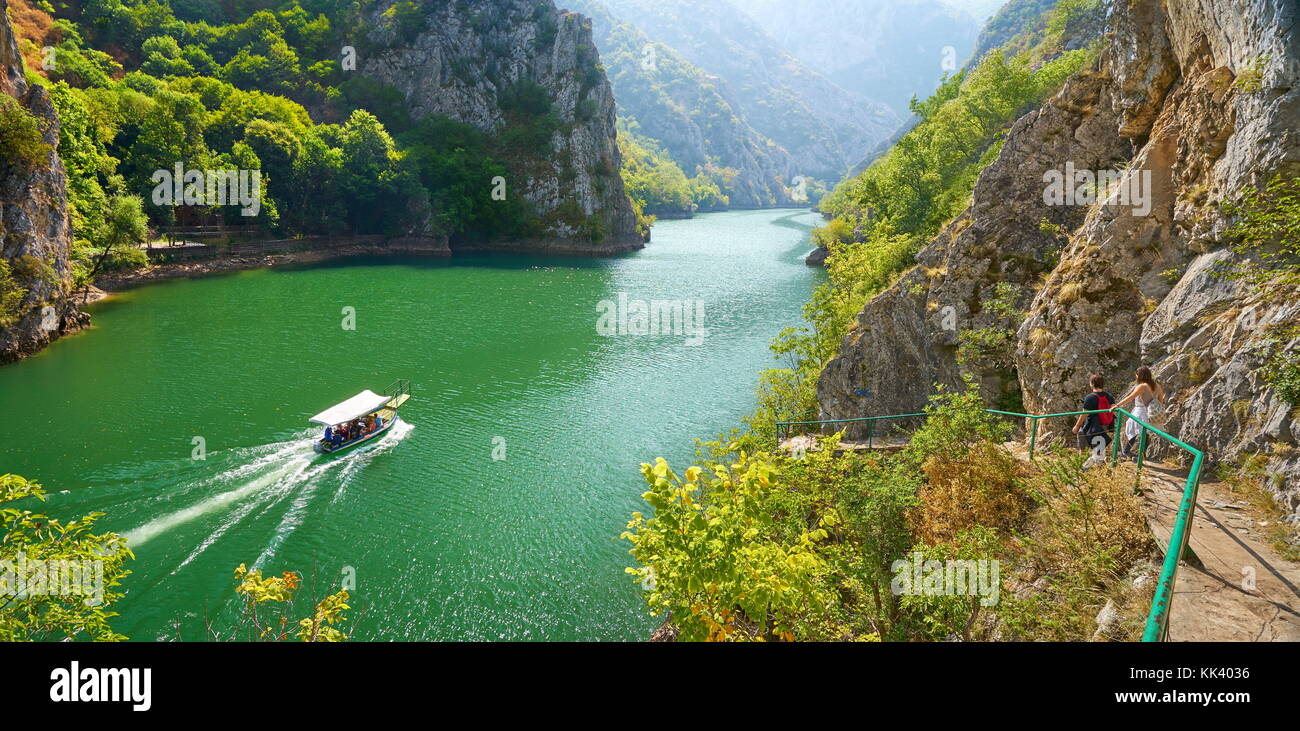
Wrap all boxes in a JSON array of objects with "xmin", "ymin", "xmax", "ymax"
[{"xmin": 324, "ymin": 425, "xmax": 334, "ymax": 443}]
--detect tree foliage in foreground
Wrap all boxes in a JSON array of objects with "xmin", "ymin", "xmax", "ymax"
[
  {"xmin": 224, "ymin": 563, "xmax": 352, "ymax": 642},
  {"xmin": 0, "ymin": 473, "xmax": 134, "ymax": 642},
  {"xmin": 625, "ymin": 382, "xmax": 1154, "ymax": 641}
]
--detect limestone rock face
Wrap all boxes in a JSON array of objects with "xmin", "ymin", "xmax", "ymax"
[
  {"xmin": 816, "ymin": 0, "xmax": 1300, "ymax": 518},
  {"xmin": 357, "ymin": 0, "xmax": 640, "ymax": 249},
  {"xmin": 0, "ymin": 0, "xmax": 81, "ymax": 364},
  {"xmin": 818, "ymin": 68, "xmax": 1129, "ymax": 424}
]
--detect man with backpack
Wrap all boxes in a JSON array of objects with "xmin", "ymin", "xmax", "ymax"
[{"xmin": 1071, "ymin": 373, "xmax": 1116, "ymax": 456}]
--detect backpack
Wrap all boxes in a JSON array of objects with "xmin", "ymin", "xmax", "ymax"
[{"xmin": 1096, "ymin": 393, "xmax": 1114, "ymax": 425}]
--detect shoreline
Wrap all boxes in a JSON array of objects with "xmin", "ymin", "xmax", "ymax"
[
  {"xmin": 92, "ymin": 237, "xmax": 649, "ymax": 295},
  {"xmin": 93, "ymin": 243, "xmax": 449, "ymax": 295}
]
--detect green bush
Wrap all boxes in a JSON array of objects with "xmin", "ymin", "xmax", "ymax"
[
  {"xmin": 0, "ymin": 260, "xmax": 30, "ymax": 327},
  {"xmin": 0, "ymin": 95, "xmax": 51, "ymax": 169},
  {"xmin": 99, "ymin": 245, "xmax": 150, "ymax": 271}
]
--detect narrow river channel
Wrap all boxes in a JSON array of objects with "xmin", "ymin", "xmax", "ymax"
[{"xmin": 0, "ymin": 208, "xmax": 824, "ymax": 640}]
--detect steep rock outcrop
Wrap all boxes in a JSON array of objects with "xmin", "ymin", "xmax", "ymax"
[
  {"xmin": 0, "ymin": 0, "xmax": 81, "ymax": 364},
  {"xmin": 357, "ymin": 0, "xmax": 640, "ymax": 250},
  {"xmin": 818, "ymin": 65, "xmax": 1128, "ymax": 419},
  {"xmin": 817, "ymin": 0, "xmax": 1300, "ymax": 518}
]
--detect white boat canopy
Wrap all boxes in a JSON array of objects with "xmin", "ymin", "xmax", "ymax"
[{"xmin": 309, "ymin": 390, "xmax": 390, "ymax": 425}]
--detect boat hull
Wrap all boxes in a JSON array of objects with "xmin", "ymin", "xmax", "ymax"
[{"xmin": 314, "ymin": 417, "xmax": 395, "ymax": 455}]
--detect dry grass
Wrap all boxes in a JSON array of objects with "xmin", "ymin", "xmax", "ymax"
[
  {"xmin": 996, "ymin": 458, "xmax": 1158, "ymax": 641},
  {"xmin": 1057, "ymin": 280, "xmax": 1085, "ymax": 305},
  {"xmin": 1218, "ymin": 454, "xmax": 1300, "ymax": 562},
  {"xmin": 8, "ymin": 0, "xmax": 57, "ymax": 79},
  {"xmin": 1027, "ymin": 327, "xmax": 1053, "ymax": 351},
  {"xmin": 911, "ymin": 441, "xmax": 1031, "ymax": 545},
  {"xmin": 1020, "ymin": 462, "xmax": 1155, "ymax": 577}
]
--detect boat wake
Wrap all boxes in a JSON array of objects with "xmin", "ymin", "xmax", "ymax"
[
  {"xmin": 120, "ymin": 420, "xmax": 414, "ymax": 570},
  {"xmin": 254, "ymin": 419, "xmax": 416, "ymax": 567}
]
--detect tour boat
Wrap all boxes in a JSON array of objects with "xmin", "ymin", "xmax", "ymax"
[{"xmin": 310, "ymin": 379, "xmax": 410, "ymax": 454}]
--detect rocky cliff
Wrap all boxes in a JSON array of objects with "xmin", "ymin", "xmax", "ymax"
[
  {"xmin": 0, "ymin": 0, "xmax": 80, "ymax": 364},
  {"xmin": 356, "ymin": 0, "xmax": 640, "ymax": 251},
  {"xmin": 818, "ymin": 0, "xmax": 1300, "ymax": 519}
]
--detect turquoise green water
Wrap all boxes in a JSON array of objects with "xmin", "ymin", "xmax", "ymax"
[{"xmin": 0, "ymin": 209, "xmax": 823, "ymax": 641}]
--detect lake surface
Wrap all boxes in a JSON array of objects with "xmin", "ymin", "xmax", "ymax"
[{"xmin": 0, "ymin": 209, "xmax": 823, "ymax": 641}]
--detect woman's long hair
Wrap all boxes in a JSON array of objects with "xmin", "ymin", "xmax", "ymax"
[{"xmin": 1135, "ymin": 366, "xmax": 1158, "ymax": 391}]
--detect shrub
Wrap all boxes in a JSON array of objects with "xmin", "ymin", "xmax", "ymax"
[
  {"xmin": 0, "ymin": 94, "xmax": 51, "ymax": 168},
  {"xmin": 99, "ymin": 244, "xmax": 150, "ymax": 271},
  {"xmin": 0, "ymin": 260, "xmax": 30, "ymax": 327},
  {"xmin": 899, "ymin": 378, "xmax": 1014, "ymax": 471},
  {"xmin": 912, "ymin": 440, "xmax": 1029, "ymax": 545},
  {"xmin": 999, "ymin": 456, "xmax": 1156, "ymax": 640},
  {"xmin": 621, "ymin": 454, "xmax": 838, "ymax": 641}
]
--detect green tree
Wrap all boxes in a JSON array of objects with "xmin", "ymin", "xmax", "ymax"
[
  {"xmin": 0, "ymin": 474, "xmax": 134, "ymax": 642},
  {"xmin": 81, "ymin": 194, "xmax": 149, "ymax": 299},
  {"xmin": 0, "ymin": 94, "xmax": 51, "ymax": 169},
  {"xmin": 622, "ymin": 454, "xmax": 839, "ymax": 641}
]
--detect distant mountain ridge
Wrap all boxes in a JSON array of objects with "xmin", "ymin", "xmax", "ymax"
[
  {"xmin": 564, "ymin": 0, "xmax": 797, "ymax": 208},
  {"xmin": 594, "ymin": 0, "xmax": 899, "ymax": 183},
  {"xmin": 737, "ymin": 0, "xmax": 983, "ymax": 119}
]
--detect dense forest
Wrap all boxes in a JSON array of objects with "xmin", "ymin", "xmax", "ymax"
[
  {"xmin": 616, "ymin": 122, "xmax": 728, "ymax": 218},
  {"xmin": 5, "ymin": 0, "xmax": 578, "ymax": 290}
]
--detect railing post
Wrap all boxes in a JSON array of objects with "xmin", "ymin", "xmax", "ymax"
[
  {"xmin": 1028, "ymin": 417, "xmax": 1038, "ymax": 459},
  {"xmin": 1111, "ymin": 411, "xmax": 1122, "ymax": 465},
  {"xmin": 1136, "ymin": 426, "xmax": 1148, "ymax": 474},
  {"xmin": 1143, "ymin": 451, "xmax": 1204, "ymax": 641},
  {"xmin": 1180, "ymin": 459, "xmax": 1202, "ymax": 563},
  {"xmin": 867, "ymin": 420, "xmax": 874, "ymax": 449}
]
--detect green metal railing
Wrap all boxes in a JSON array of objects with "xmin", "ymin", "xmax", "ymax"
[{"xmin": 776, "ymin": 405, "xmax": 1204, "ymax": 642}]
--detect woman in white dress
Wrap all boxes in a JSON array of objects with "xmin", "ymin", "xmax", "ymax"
[{"xmin": 1111, "ymin": 366, "xmax": 1165, "ymax": 459}]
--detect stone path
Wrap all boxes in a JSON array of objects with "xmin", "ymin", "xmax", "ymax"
[
  {"xmin": 1138, "ymin": 461, "xmax": 1300, "ymax": 641},
  {"xmin": 777, "ymin": 433, "xmax": 910, "ymax": 455}
]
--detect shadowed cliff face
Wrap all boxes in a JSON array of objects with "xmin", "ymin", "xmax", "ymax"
[
  {"xmin": 817, "ymin": 0, "xmax": 1300, "ymax": 518},
  {"xmin": 0, "ymin": 0, "xmax": 81, "ymax": 363},
  {"xmin": 356, "ymin": 0, "xmax": 640, "ymax": 249}
]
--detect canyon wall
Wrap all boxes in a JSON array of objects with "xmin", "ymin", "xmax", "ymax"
[
  {"xmin": 818, "ymin": 0, "xmax": 1300, "ymax": 518},
  {"xmin": 0, "ymin": 0, "xmax": 81, "ymax": 363},
  {"xmin": 357, "ymin": 0, "xmax": 641, "ymax": 250}
]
